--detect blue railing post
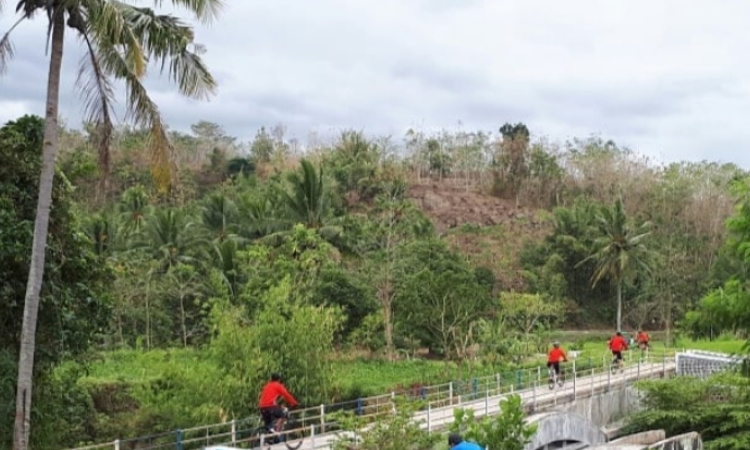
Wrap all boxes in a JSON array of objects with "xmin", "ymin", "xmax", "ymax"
[
  {"xmin": 356, "ymin": 397, "xmax": 363, "ymax": 416},
  {"xmin": 516, "ymin": 370, "xmax": 522, "ymax": 390},
  {"xmin": 176, "ymin": 429, "xmax": 183, "ymax": 450}
]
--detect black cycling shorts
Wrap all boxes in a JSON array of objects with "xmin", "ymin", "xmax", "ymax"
[
  {"xmin": 260, "ymin": 405, "xmax": 286, "ymax": 429},
  {"xmin": 612, "ymin": 351, "xmax": 623, "ymax": 361},
  {"xmin": 547, "ymin": 361, "xmax": 561, "ymax": 374}
]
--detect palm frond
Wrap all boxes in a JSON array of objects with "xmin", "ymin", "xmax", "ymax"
[
  {"xmin": 88, "ymin": 24, "xmax": 175, "ymax": 191},
  {"xmin": 152, "ymin": 0, "xmax": 224, "ymax": 24},
  {"xmin": 77, "ymin": 30, "xmax": 116, "ymax": 185},
  {"xmin": 108, "ymin": 3, "xmax": 216, "ymax": 99},
  {"xmin": 85, "ymin": 0, "xmax": 147, "ymax": 77},
  {"xmin": 0, "ymin": 16, "xmax": 25, "ymax": 74},
  {"xmin": 83, "ymin": 0, "xmax": 220, "ymax": 190}
]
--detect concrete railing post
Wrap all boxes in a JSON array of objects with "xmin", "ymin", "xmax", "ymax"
[
  {"xmin": 230, "ymin": 419, "xmax": 236, "ymax": 445},
  {"xmin": 485, "ymin": 389, "xmax": 489, "ymax": 415},
  {"xmin": 114, "ymin": 440, "xmax": 120, "ymax": 450},
  {"xmin": 637, "ymin": 359, "xmax": 641, "ymax": 380},
  {"xmin": 449, "ymin": 381, "xmax": 454, "ymax": 404},
  {"xmin": 496, "ymin": 373, "xmax": 501, "ymax": 393},
  {"xmin": 176, "ymin": 429, "xmax": 183, "ymax": 450},
  {"xmin": 427, "ymin": 404, "xmax": 432, "ymax": 431},
  {"xmin": 310, "ymin": 424, "xmax": 316, "ymax": 449},
  {"xmin": 573, "ymin": 367, "xmax": 577, "ymax": 399},
  {"xmin": 537, "ymin": 366, "xmax": 541, "ymax": 383},
  {"xmin": 532, "ymin": 381, "xmax": 537, "ymax": 411},
  {"xmin": 320, "ymin": 404, "xmax": 325, "ymax": 433},
  {"xmin": 607, "ymin": 366, "xmax": 611, "ymax": 392}
]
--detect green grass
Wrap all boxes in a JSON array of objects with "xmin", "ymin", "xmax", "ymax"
[
  {"xmin": 672, "ymin": 337, "xmax": 747, "ymax": 354},
  {"xmin": 72, "ymin": 336, "xmax": 746, "ymax": 401},
  {"xmin": 74, "ymin": 349, "xmax": 495, "ymax": 401},
  {"xmin": 330, "ymin": 358, "xmax": 451, "ymax": 398},
  {"xmin": 77, "ymin": 347, "xmax": 211, "ymax": 383}
]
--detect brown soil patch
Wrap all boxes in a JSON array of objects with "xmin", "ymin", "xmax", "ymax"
[{"xmin": 406, "ymin": 182, "xmax": 551, "ymax": 290}]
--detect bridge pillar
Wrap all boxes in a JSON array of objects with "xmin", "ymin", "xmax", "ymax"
[{"xmin": 524, "ymin": 412, "xmax": 607, "ymax": 450}]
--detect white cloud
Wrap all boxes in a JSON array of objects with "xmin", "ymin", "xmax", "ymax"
[{"xmin": 1, "ymin": 0, "xmax": 749, "ymax": 167}]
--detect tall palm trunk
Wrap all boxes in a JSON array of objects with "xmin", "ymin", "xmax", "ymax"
[
  {"xmin": 13, "ymin": 9, "xmax": 65, "ymax": 450},
  {"xmin": 616, "ymin": 281, "xmax": 622, "ymax": 333}
]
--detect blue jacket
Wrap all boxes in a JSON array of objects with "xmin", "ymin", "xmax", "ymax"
[{"xmin": 453, "ymin": 441, "xmax": 484, "ymax": 450}]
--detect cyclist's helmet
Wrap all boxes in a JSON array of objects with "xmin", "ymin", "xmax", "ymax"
[
  {"xmin": 553, "ymin": 341, "xmax": 560, "ymax": 347},
  {"xmin": 271, "ymin": 373, "xmax": 282, "ymax": 382},
  {"xmin": 448, "ymin": 433, "xmax": 462, "ymax": 447}
]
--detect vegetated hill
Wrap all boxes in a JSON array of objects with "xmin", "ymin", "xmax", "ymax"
[{"xmin": 406, "ymin": 181, "xmax": 549, "ymax": 291}]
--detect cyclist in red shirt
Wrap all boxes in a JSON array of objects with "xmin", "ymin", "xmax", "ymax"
[
  {"xmin": 608, "ymin": 331, "xmax": 629, "ymax": 364},
  {"xmin": 547, "ymin": 341, "xmax": 568, "ymax": 377},
  {"xmin": 259, "ymin": 373, "xmax": 298, "ymax": 431},
  {"xmin": 636, "ymin": 329, "xmax": 650, "ymax": 350}
]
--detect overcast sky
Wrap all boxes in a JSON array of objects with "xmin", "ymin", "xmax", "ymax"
[{"xmin": 1, "ymin": 0, "xmax": 749, "ymax": 167}]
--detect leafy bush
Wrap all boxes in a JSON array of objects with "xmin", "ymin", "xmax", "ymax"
[
  {"xmin": 624, "ymin": 373, "xmax": 750, "ymax": 450},
  {"xmin": 332, "ymin": 397, "xmax": 440, "ymax": 450},
  {"xmin": 450, "ymin": 395, "xmax": 537, "ymax": 450}
]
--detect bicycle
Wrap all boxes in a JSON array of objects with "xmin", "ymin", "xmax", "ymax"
[
  {"xmin": 547, "ymin": 365, "xmax": 564, "ymax": 389},
  {"xmin": 251, "ymin": 406, "xmax": 307, "ymax": 450}
]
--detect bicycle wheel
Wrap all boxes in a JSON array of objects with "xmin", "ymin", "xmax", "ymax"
[
  {"xmin": 547, "ymin": 369, "xmax": 555, "ymax": 390},
  {"xmin": 281, "ymin": 419, "xmax": 306, "ymax": 450},
  {"xmin": 557, "ymin": 373, "xmax": 564, "ymax": 387}
]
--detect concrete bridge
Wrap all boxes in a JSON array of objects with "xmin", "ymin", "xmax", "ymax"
[
  {"xmin": 73, "ymin": 350, "xmax": 738, "ymax": 450},
  {"xmin": 213, "ymin": 355, "xmax": 676, "ymax": 450}
]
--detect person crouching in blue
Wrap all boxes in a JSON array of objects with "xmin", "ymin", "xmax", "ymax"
[{"xmin": 448, "ymin": 433, "xmax": 484, "ymax": 450}]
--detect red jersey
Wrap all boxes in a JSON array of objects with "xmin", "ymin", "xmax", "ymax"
[
  {"xmin": 548, "ymin": 348, "xmax": 567, "ymax": 363},
  {"xmin": 259, "ymin": 381, "xmax": 298, "ymax": 408},
  {"xmin": 636, "ymin": 332, "xmax": 650, "ymax": 344},
  {"xmin": 609, "ymin": 335, "xmax": 628, "ymax": 352}
]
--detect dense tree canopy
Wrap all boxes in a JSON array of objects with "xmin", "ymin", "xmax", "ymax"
[{"xmin": 0, "ymin": 116, "xmax": 111, "ymax": 363}]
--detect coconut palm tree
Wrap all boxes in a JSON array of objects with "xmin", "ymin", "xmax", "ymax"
[
  {"xmin": 282, "ymin": 158, "xmax": 330, "ymax": 229},
  {"xmin": 135, "ymin": 208, "xmax": 206, "ymax": 272},
  {"xmin": 579, "ymin": 198, "xmax": 652, "ymax": 332},
  {"xmin": 0, "ymin": 1, "xmax": 222, "ymax": 448},
  {"xmin": 201, "ymin": 192, "xmax": 239, "ymax": 242}
]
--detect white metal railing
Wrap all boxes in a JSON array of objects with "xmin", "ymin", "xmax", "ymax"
[{"xmin": 65, "ymin": 350, "xmax": 687, "ymax": 450}]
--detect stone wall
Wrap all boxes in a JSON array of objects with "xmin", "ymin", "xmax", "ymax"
[{"xmin": 540, "ymin": 385, "xmax": 643, "ymax": 428}]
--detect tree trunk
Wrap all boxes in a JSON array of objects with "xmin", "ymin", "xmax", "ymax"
[
  {"xmin": 146, "ymin": 279, "xmax": 151, "ymax": 351},
  {"xmin": 665, "ymin": 292, "xmax": 673, "ymax": 347},
  {"xmin": 616, "ymin": 281, "xmax": 623, "ymax": 332},
  {"xmin": 180, "ymin": 293, "xmax": 188, "ymax": 348},
  {"xmin": 384, "ymin": 298, "xmax": 394, "ymax": 362},
  {"xmin": 13, "ymin": 9, "xmax": 65, "ymax": 450}
]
